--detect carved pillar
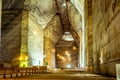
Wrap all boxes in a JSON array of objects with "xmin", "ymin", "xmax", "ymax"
[{"xmin": 20, "ymin": 10, "xmax": 29, "ymax": 67}]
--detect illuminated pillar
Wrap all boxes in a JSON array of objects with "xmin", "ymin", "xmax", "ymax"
[
  {"xmin": 20, "ymin": 10, "xmax": 29, "ymax": 67},
  {"xmin": 28, "ymin": 12, "xmax": 44, "ymax": 66},
  {"xmin": 0, "ymin": 0, "xmax": 2, "ymax": 56},
  {"xmin": 80, "ymin": 15, "xmax": 86, "ymax": 68}
]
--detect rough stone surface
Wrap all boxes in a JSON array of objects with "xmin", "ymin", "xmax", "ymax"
[
  {"xmin": 89, "ymin": 0, "xmax": 120, "ymax": 76},
  {"xmin": 0, "ymin": 0, "xmax": 2, "ymax": 58},
  {"xmin": 2, "ymin": 0, "xmax": 24, "ymax": 9},
  {"xmin": 67, "ymin": 2, "xmax": 82, "ymax": 34},
  {"xmin": 44, "ymin": 15, "xmax": 63, "ymax": 69},
  {"xmin": 70, "ymin": 0, "xmax": 84, "ymax": 15},
  {"xmin": 28, "ymin": 12, "xmax": 44, "ymax": 66},
  {"xmin": 1, "ymin": 10, "xmax": 22, "ymax": 66},
  {"xmin": 20, "ymin": 10, "xmax": 29, "ymax": 67},
  {"xmin": 85, "ymin": 0, "xmax": 93, "ymax": 72},
  {"xmin": 26, "ymin": 0, "xmax": 57, "ymax": 28},
  {"xmin": 116, "ymin": 64, "xmax": 120, "ymax": 80}
]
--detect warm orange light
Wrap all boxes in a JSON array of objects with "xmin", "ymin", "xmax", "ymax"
[
  {"xmin": 73, "ymin": 46, "xmax": 76, "ymax": 50},
  {"xmin": 19, "ymin": 56, "xmax": 28, "ymax": 61},
  {"xmin": 20, "ymin": 56, "xmax": 23, "ymax": 60},
  {"xmin": 52, "ymin": 49, "xmax": 55, "ymax": 52},
  {"xmin": 25, "ymin": 56, "xmax": 28, "ymax": 60},
  {"xmin": 68, "ymin": 57, "xmax": 71, "ymax": 61},
  {"xmin": 57, "ymin": 54, "xmax": 60, "ymax": 57},
  {"xmin": 65, "ymin": 51, "xmax": 70, "ymax": 57},
  {"xmin": 65, "ymin": 51, "xmax": 68, "ymax": 54}
]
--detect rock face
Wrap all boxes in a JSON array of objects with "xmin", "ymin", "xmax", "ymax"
[
  {"xmin": 20, "ymin": 10, "xmax": 29, "ymax": 67},
  {"xmin": 85, "ymin": 0, "xmax": 120, "ymax": 77},
  {"xmin": 28, "ymin": 12, "xmax": 44, "ymax": 66},
  {"xmin": 44, "ymin": 15, "xmax": 63, "ymax": 69},
  {"xmin": 70, "ymin": 0, "xmax": 84, "ymax": 15},
  {"xmin": 1, "ymin": 10, "xmax": 22, "ymax": 66},
  {"xmin": 67, "ymin": 2, "xmax": 82, "ymax": 34},
  {"xmin": 2, "ymin": 0, "xmax": 24, "ymax": 9},
  {"xmin": 27, "ymin": 0, "xmax": 57, "ymax": 29},
  {"xmin": 0, "ymin": 0, "xmax": 2, "ymax": 59}
]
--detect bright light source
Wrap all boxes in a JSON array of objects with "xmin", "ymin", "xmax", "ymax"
[
  {"xmin": 68, "ymin": 57, "xmax": 71, "ymax": 61},
  {"xmin": 99, "ymin": 58, "xmax": 103, "ymax": 63},
  {"xmin": 64, "ymin": 32, "xmax": 70, "ymax": 34},
  {"xmin": 47, "ymin": 66, "xmax": 50, "ymax": 68},
  {"xmin": 66, "ymin": 64, "xmax": 71, "ymax": 69},
  {"xmin": 65, "ymin": 51, "xmax": 68, "ymax": 54},
  {"xmin": 57, "ymin": 54, "xmax": 60, "ymax": 57},
  {"xmin": 20, "ymin": 57, "xmax": 23, "ymax": 60},
  {"xmin": 62, "ymin": 3, "xmax": 66, "ymax": 7},
  {"xmin": 65, "ymin": 51, "xmax": 70, "ymax": 57},
  {"xmin": 54, "ymin": 68, "xmax": 57, "ymax": 71},
  {"xmin": 25, "ymin": 56, "xmax": 28, "ymax": 60},
  {"xmin": 62, "ymin": 34, "xmax": 74, "ymax": 41},
  {"xmin": 73, "ymin": 46, "xmax": 76, "ymax": 50},
  {"xmin": 33, "ymin": 31, "xmax": 37, "ymax": 35},
  {"xmin": 52, "ymin": 49, "xmax": 55, "ymax": 52}
]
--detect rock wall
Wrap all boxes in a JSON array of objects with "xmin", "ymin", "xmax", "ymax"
[
  {"xmin": 85, "ymin": 15, "xmax": 93, "ymax": 72},
  {"xmin": 44, "ymin": 15, "xmax": 63, "ymax": 69},
  {"xmin": 85, "ymin": 0, "xmax": 93, "ymax": 72},
  {"xmin": 67, "ymin": 2, "xmax": 82, "ymax": 35},
  {"xmin": 20, "ymin": 10, "xmax": 29, "ymax": 67},
  {"xmin": 26, "ymin": 0, "xmax": 57, "ymax": 28},
  {"xmin": 0, "ymin": 0, "xmax": 2, "ymax": 58},
  {"xmin": 70, "ymin": 0, "xmax": 84, "ymax": 15},
  {"xmin": 92, "ymin": 0, "xmax": 120, "ymax": 76},
  {"xmin": 28, "ymin": 12, "xmax": 44, "ymax": 66},
  {"xmin": 1, "ymin": 10, "xmax": 22, "ymax": 66}
]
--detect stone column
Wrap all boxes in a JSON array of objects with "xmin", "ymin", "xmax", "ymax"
[
  {"xmin": 0, "ymin": 0, "xmax": 2, "ymax": 56},
  {"xmin": 20, "ymin": 10, "xmax": 29, "ymax": 67}
]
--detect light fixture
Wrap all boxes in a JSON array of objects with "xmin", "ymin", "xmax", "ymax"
[
  {"xmin": 65, "ymin": 51, "xmax": 68, "ymax": 54},
  {"xmin": 62, "ymin": 3, "xmax": 66, "ymax": 7},
  {"xmin": 65, "ymin": 51, "xmax": 70, "ymax": 57},
  {"xmin": 66, "ymin": 64, "xmax": 71, "ymax": 69},
  {"xmin": 20, "ymin": 56, "xmax": 23, "ymax": 60},
  {"xmin": 57, "ymin": 54, "xmax": 60, "ymax": 57},
  {"xmin": 68, "ymin": 57, "xmax": 71, "ymax": 61},
  {"xmin": 33, "ymin": 31, "xmax": 37, "ymax": 35},
  {"xmin": 52, "ymin": 49, "xmax": 55, "ymax": 52},
  {"xmin": 54, "ymin": 68, "xmax": 57, "ymax": 71},
  {"xmin": 25, "ymin": 56, "xmax": 28, "ymax": 60},
  {"xmin": 73, "ymin": 46, "xmax": 76, "ymax": 50}
]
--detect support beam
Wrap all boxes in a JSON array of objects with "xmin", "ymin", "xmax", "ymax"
[{"xmin": 20, "ymin": 10, "xmax": 29, "ymax": 67}]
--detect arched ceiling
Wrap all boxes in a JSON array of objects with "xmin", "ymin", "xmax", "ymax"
[{"xmin": 25, "ymin": 0, "xmax": 57, "ymax": 29}]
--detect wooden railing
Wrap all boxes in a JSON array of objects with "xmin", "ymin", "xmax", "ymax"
[{"xmin": 0, "ymin": 66, "xmax": 47, "ymax": 79}]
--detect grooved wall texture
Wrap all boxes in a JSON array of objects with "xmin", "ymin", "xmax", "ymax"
[
  {"xmin": 44, "ymin": 15, "xmax": 63, "ymax": 69},
  {"xmin": 28, "ymin": 12, "xmax": 43, "ymax": 66},
  {"xmin": 25, "ymin": 0, "xmax": 57, "ymax": 29},
  {"xmin": 1, "ymin": 11, "xmax": 22, "ymax": 66},
  {"xmin": 92, "ymin": 0, "xmax": 120, "ymax": 76},
  {"xmin": 67, "ymin": 2, "xmax": 82, "ymax": 34},
  {"xmin": 0, "ymin": 0, "xmax": 2, "ymax": 57}
]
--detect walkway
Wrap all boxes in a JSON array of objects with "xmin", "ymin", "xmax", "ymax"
[{"xmin": 2, "ymin": 69, "xmax": 116, "ymax": 80}]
